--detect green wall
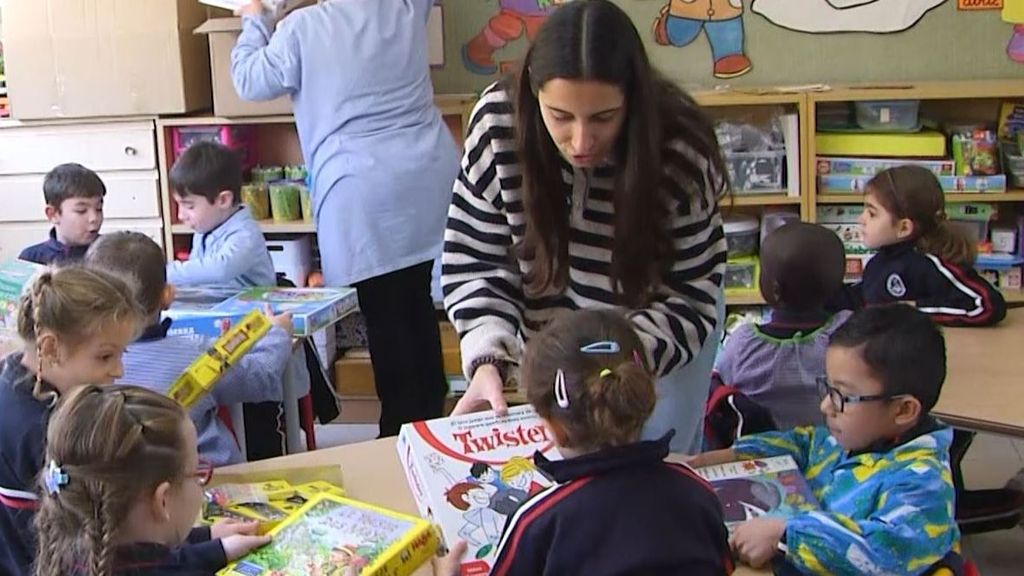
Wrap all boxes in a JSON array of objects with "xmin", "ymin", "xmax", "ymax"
[{"xmin": 431, "ymin": 1, "xmax": 1022, "ymax": 94}]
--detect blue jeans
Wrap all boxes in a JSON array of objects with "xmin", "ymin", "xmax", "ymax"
[
  {"xmin": 666, "ymin": 15, "xmax": 745, "ymax": 61},
  {"xmin": 642, "ymin": 292, "xmax": 725, "ymax": 454}
]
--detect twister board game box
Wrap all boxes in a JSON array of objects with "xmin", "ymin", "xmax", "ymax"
[
  {"xmin": 218, "ymin": 493, "xmax": 439, "ymax": 576},
  {"xmin": 165, "ymin": 286, "xmax": 358, "ymax": 338},
  {"xmin": 695, "ymin": 455, "xmax": 819, "ymax": 530},
  {"xmin": 397, "ymin": 405, "xmax": 560, "ymax": 576}
]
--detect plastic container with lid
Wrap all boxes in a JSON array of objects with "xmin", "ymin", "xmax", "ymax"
[
  {"xmin": 724, "ymin": 214, "xmax": 760, "ymax": 258},
  {"xmin": 854, "ymin": 100, "xmax": 920, "ymax": 132},
  {"xmin": 724, "ymin": 257, "xmax": 760, "ymax": 292},
  {"xmin": 760, "ymin": 210, "xmax": 800, "ymax": 244}
]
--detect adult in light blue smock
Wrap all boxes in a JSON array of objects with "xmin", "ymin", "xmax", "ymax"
[{"xmin": 231, "ymin": 0, "xmax": 460, "ymax": 436}]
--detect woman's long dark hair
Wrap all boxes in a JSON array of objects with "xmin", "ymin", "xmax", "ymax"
[{"xmin": 512, "ymin": 0, "xmax": 727, "ymax": 308}]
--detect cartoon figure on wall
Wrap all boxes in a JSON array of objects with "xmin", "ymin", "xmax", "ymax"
[
  {"xmin": 652, "ymin": 0, "xmax": 753, "ymax": 79},
  {"xmin": 463, "ymin": 0, "xmax": 575, "ymax": 75},
  {"xmin": 750, "ymin": 0, "xmax": 949, "ymax": 34},
  {"xmin": 1006, "ymin": 0, "xmax": 1024, "ymax": 63}
]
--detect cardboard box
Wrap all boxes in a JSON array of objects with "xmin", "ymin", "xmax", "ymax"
[
  {"xmin": 334, "ymin": 349, "xmax": 376, "ymax": 397},
  {"xmin": 1, "ymin": 0, "xmax": 212, "ymax": 119},
  {"xmin": 195, "ymin": 17, "xmax": 292, "ymax": 117},
  {"xmin": 337, "ymin": 395, "xmax": 381, "ymax": 425}
]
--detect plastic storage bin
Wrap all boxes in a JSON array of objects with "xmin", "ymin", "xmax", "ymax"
[
  {"xmin": 724, "ymin": 214, "xmax": 760, "ymax": 258},
  {"xmin": 725, "ymin": 150, "xmax": 785, "ymax": 192},
  {"xmin": 760, "ymin": 210, "xmax": 800, "ymax": 244},
  {"xmin": 854, "ymin": 100, "xmax": 920, "ymax": 132},
  {"xmin": 724, "ymin": 257, "xmax": 760, "ymax": 292},
  {"xmin": 267, "ymin": 235, "xmax": 313, "ymax": 287},
  {"xmin": 171, "ymin": 125, "xmax": 257, "ymax": 170}
]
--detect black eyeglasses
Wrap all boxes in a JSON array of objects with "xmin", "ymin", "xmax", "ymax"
[{"xmin": 816, "ymin": 377, "xmax": 898, "ymax": 413}]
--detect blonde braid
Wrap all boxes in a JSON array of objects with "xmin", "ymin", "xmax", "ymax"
[
  {"xmin": 85, "ymin": 486, "xmax": 115, "ymax": 576},
  {"xmin": 28, "ymin": 272, "xmax": 57, "ymax": 405}
]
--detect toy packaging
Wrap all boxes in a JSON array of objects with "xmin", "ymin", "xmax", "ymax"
[
  {"xmin": 167, "ymin": 309, "xmax": 271, "ymax": 408},
  {"xmin": 819, "ymin": 173, "xmax": 1007, "ymax": 195},
  {"xmin": 695, "ymin": 455, "xmax": 819, "ymax": 531},
  {"xmin": 397, "ymin": 405, "xmax": 561, "ymax": 576},
  {"xmin": 816, "ymin": 156, "xmax": 955, "ymax": 178},
  {"xmin": 951, "ymin": 129, "xmax": 1000, "ymax": 176},
  {"xmin": 165, "ymin": 286, "xmax": 358, "ymax": 338},
  {"xmin": 218, "ymin": 493, "xmax": 439, "ymax": 576},
  {"xmin": 0, "ymin": 259, "xmax": 43, "ymax": 334}
]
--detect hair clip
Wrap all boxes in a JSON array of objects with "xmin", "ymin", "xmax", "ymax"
[
  {"xmin": 633, "ymin": 349, "xmax": 645, "ymax": 369},
  {"xmin": 580, "ymin": 341, "xmax": 620, "ymax": 354},
  {"xmin": 554, "ymin": 369, "xmax": 570, "ymax": 409},
  {"xmin": 599, "ymin": 369, "xmax": 612, "ymax": 378},
  {"xmin": 45, "ymin": 460, "xmax": 68, "ymax": 495}
]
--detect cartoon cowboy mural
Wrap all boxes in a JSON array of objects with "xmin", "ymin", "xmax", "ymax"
[
  {"xmin": 463, "ymin": 0, "xmax": 574, "ymax": 75},
  {"xmin": 653, "ymin": 0, "xmax": 753, "ymax": 79}
]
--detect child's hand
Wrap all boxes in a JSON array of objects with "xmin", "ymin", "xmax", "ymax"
[
  {"xmin": 234, "ymin": 0, "xmax": 264, "ymax": 17},
  {"xmin": 682, "ymin": 448, "xmax": 737, "ymax": 469},
  {"xmin": 729, "ymin": 518, "xmax": 786, "ymax": 568},
  {"xmin": 265, "ymin": 305, "xmax": 294, "ymax": 334},
  {"xmin": 452, "ymin": 364, "xmax": 507, "ymax": 416},
  {"xmin": 434, "ymin": 540, "xmax": 468, "ymax": 576},
  {"xmin": 213, "ymin": 521, "xmax": 272, "ymax": 560}
]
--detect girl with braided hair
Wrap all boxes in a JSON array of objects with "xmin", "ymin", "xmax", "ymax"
[
  {"xmin": 35, "ymin": 385, "xmax": 270, "ymax": 576},
  {"xmin": 0, "ymin": 265, "xmax": 145, "ymax": 575}
]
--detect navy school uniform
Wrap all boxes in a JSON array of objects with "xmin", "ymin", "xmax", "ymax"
[
  {"xmin": 17, "ymin": 228, "xmax": 90, "ymax": 266},
  {"xmin": 67, "ymin": 528, "xmax": 226, "ymax": 576},
  {"xmin": 835, "ymin": 241, "xmax": 1006, "ymax": 327},
  {"xmin": 490, "ymin": 432, "xmax": 733, "ymax": 576}
]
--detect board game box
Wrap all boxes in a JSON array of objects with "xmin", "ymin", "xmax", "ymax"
[
  {"xmin": 0, "ymin": 259, "xmax": 42, "ymax": 334},
  {"xmin": 816, "ymin": 156, "xmax": 956, "ymax": 178},
  {"xmin": 695, "ymin": 455, "xmax": 819, "ymax": 530},
  {"xmin": 165, "ymin": 286, "xmax": 358, "ymax": 338},
  {"xmin": 218, "ymin": 493, "xmax": 439, "ymax": 576},
  {"xmin": 820, "ymin": 173, "xmax": 1007, "ymax": 195},
  {"xmin": 397, "ymin": 405, "xmax": 561, "ymax": 576}
]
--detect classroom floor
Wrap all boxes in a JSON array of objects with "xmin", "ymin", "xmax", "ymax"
[{"xmin": 315, "ymin": 424, "xmax": 1024, "ymax": 574}]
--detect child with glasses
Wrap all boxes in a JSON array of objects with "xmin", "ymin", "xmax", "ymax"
[
  {"xmin": 438, "ymin": 309, "xmax": 733, "ymax": 575},
  {"xmin": 690, "ymin": 305, "xmax": 964, "ymax": 575},
  {"xmin": 34, "ymin": 385, "xmax": 270, "ymax": 576}
]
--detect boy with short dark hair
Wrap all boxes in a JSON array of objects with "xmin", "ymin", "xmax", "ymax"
[
  {"xmin": 714, "ymin": 222, "xmax": 850, "ymax": 429},
  {"xmin": 693, "ymin": 305, "xmax": 963, "ymax": 575},
  {"xmin": 167, "ymin": 141, "xmax": 275, "ymax": 288},
  {"xmin": 19, "ymin": 163, "xmax": 106, "ymax": 265}
]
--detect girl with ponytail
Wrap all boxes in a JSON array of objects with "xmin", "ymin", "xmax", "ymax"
[
  {"xmin": 852, "ymin": 165, "xmax": 1006, "ymax": 326},
  {"xmin": 439, "ymin": 309, "xmax": 732, "ymax": 575}
]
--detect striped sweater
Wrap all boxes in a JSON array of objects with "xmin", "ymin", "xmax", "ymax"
[{"xmin": 442, "ymin": 84, "xmax": 727, "ymax": 378}]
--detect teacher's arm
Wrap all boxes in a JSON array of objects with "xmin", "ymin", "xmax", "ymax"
[
  {"xmin": 630, "ymin": 164, "xmax": 727, "ymax": 378},
  {"xmin": 230, "ymin": 8, "xmax": 302, "ymax": 101},
  {"xmin": 442, "ymin": 96, "xmax": 524, "ymax": 414}
]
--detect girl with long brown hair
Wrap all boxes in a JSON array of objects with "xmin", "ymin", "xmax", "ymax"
[{"xmin": 443, "ymin": 0, "xmax": 727, "ymax": 452}]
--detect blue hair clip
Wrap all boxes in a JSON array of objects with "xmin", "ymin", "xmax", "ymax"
[
  {"xmin": 580, "ymin": 341, "xmax": 620, "ymax": 354},
  {"xmin": 44, "ymin": 460, "xmax": 68, "ymax": 495}
]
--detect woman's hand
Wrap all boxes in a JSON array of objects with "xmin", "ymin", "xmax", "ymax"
[
  {"xmin": 234, "ymin": 0, "xmax": 264, "ymax": 17},
  {"xmin": 452, "ymin": 364, "xmax": 508, "ymax": 417}
]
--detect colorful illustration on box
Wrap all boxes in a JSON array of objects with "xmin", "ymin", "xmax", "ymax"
[
  {"xmin": 750, "ymin": 0, "xmax": 948, "ymax": 33},
  {"xmin": 652, "ymin": 0, "xmax": 752, "ymax": 79},
  {"xmin": 1005, "ymin": 0, "xmax": 1024, "ymax": 63},
  {"xmin": 230, "ymin": 497, "xmax": 412, "ymax": 575},
  {"xmin": 462, "ymin": 0, "xmax": 576, "ymax": 75}
]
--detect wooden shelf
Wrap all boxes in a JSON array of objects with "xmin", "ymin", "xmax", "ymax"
[
  {"xmin": 156, "ymin": 94, "xmax": 477, "ymax": 128},
  {"xmin": 726, "ymin": 292, "xmax": 767, "ymax": 306},
  {"xmin": 171, "ymin": 220, "xmax": 316, "ymax": 235},
  {"xmin": 1003, "ymin": 290, "xmax": 1024, "ymax": 304},
  {"xmin": 817, "ymin": 191, "xmax": 1024, "ymax": 204},
  {"xmin": 723, "ymin": 193, "xmax": 801, "ymax": 207},
  {"xmin": 809, "ymin": 80, "xmax": 1024, "ymax": 103},
  {"xmin": 693, "ymin": 89, "xmax": 804, "ymax": 107}
]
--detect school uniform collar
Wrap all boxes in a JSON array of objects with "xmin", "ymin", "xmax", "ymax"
[
  {"xmin": 200, "ymin": 206, "xmax": 247, "ymax": 243},
  {"xmin": 45, "ymin": 228, "xmax": 90, "ymax": 260},
  {"xmin": 758, "ymin": 308, "xmax": 831, "ymax": 339},
  {"xmin": 534, "ymin": 431, "xmax": 675, "ymax": 484},
  {"xmin": 878, "ymin": 240, "xmax": 917, "ymax": 257},
  {"xmin": 850, "ymin": 415, "xmax": 944, "ymax": 457},
  {"xmin": 135, "ymin": 318, "xmax": 173, "ymax": 343}
]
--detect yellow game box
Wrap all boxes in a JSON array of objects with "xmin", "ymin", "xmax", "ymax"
[{"xmin": 218, "ymin": 493, "xmax": 439, "ymax": 576}]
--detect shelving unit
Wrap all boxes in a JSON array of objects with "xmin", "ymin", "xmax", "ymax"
[{"xmin": 150, "ymin": 82, "xmax": 1024, "ymax": 307}]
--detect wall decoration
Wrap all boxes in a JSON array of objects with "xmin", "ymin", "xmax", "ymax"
[
  {"xmin": 652, "ymin": 0, "xmax": 752, "ymax": 79},
  {"xmin": 750, "ymin": 0, "xmax": 949, "ymax": 34},
  {"xmin": 1005, "ymin": 0, "xmax": 1024, "ymax": 63},
  {"xmin": 957, "ymin": 0, "xmax": 1003, "ymax": 10},
  {"xmin": 462, "ymin": 0, "xmax": 574, "ymax": 75}
]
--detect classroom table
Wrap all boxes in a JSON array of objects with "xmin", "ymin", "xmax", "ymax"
[
  {"xmin": 932, "ymin": 308, "xmax": 1024, "ymax": 437},
  {"xmin": 220, "ymin": 437, "xmax": 766, "ymax": 576}
]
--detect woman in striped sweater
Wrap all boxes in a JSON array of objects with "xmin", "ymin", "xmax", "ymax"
[{"xmin": 442, "ymin": 0, "xmax": 728, "ymax": 453}]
